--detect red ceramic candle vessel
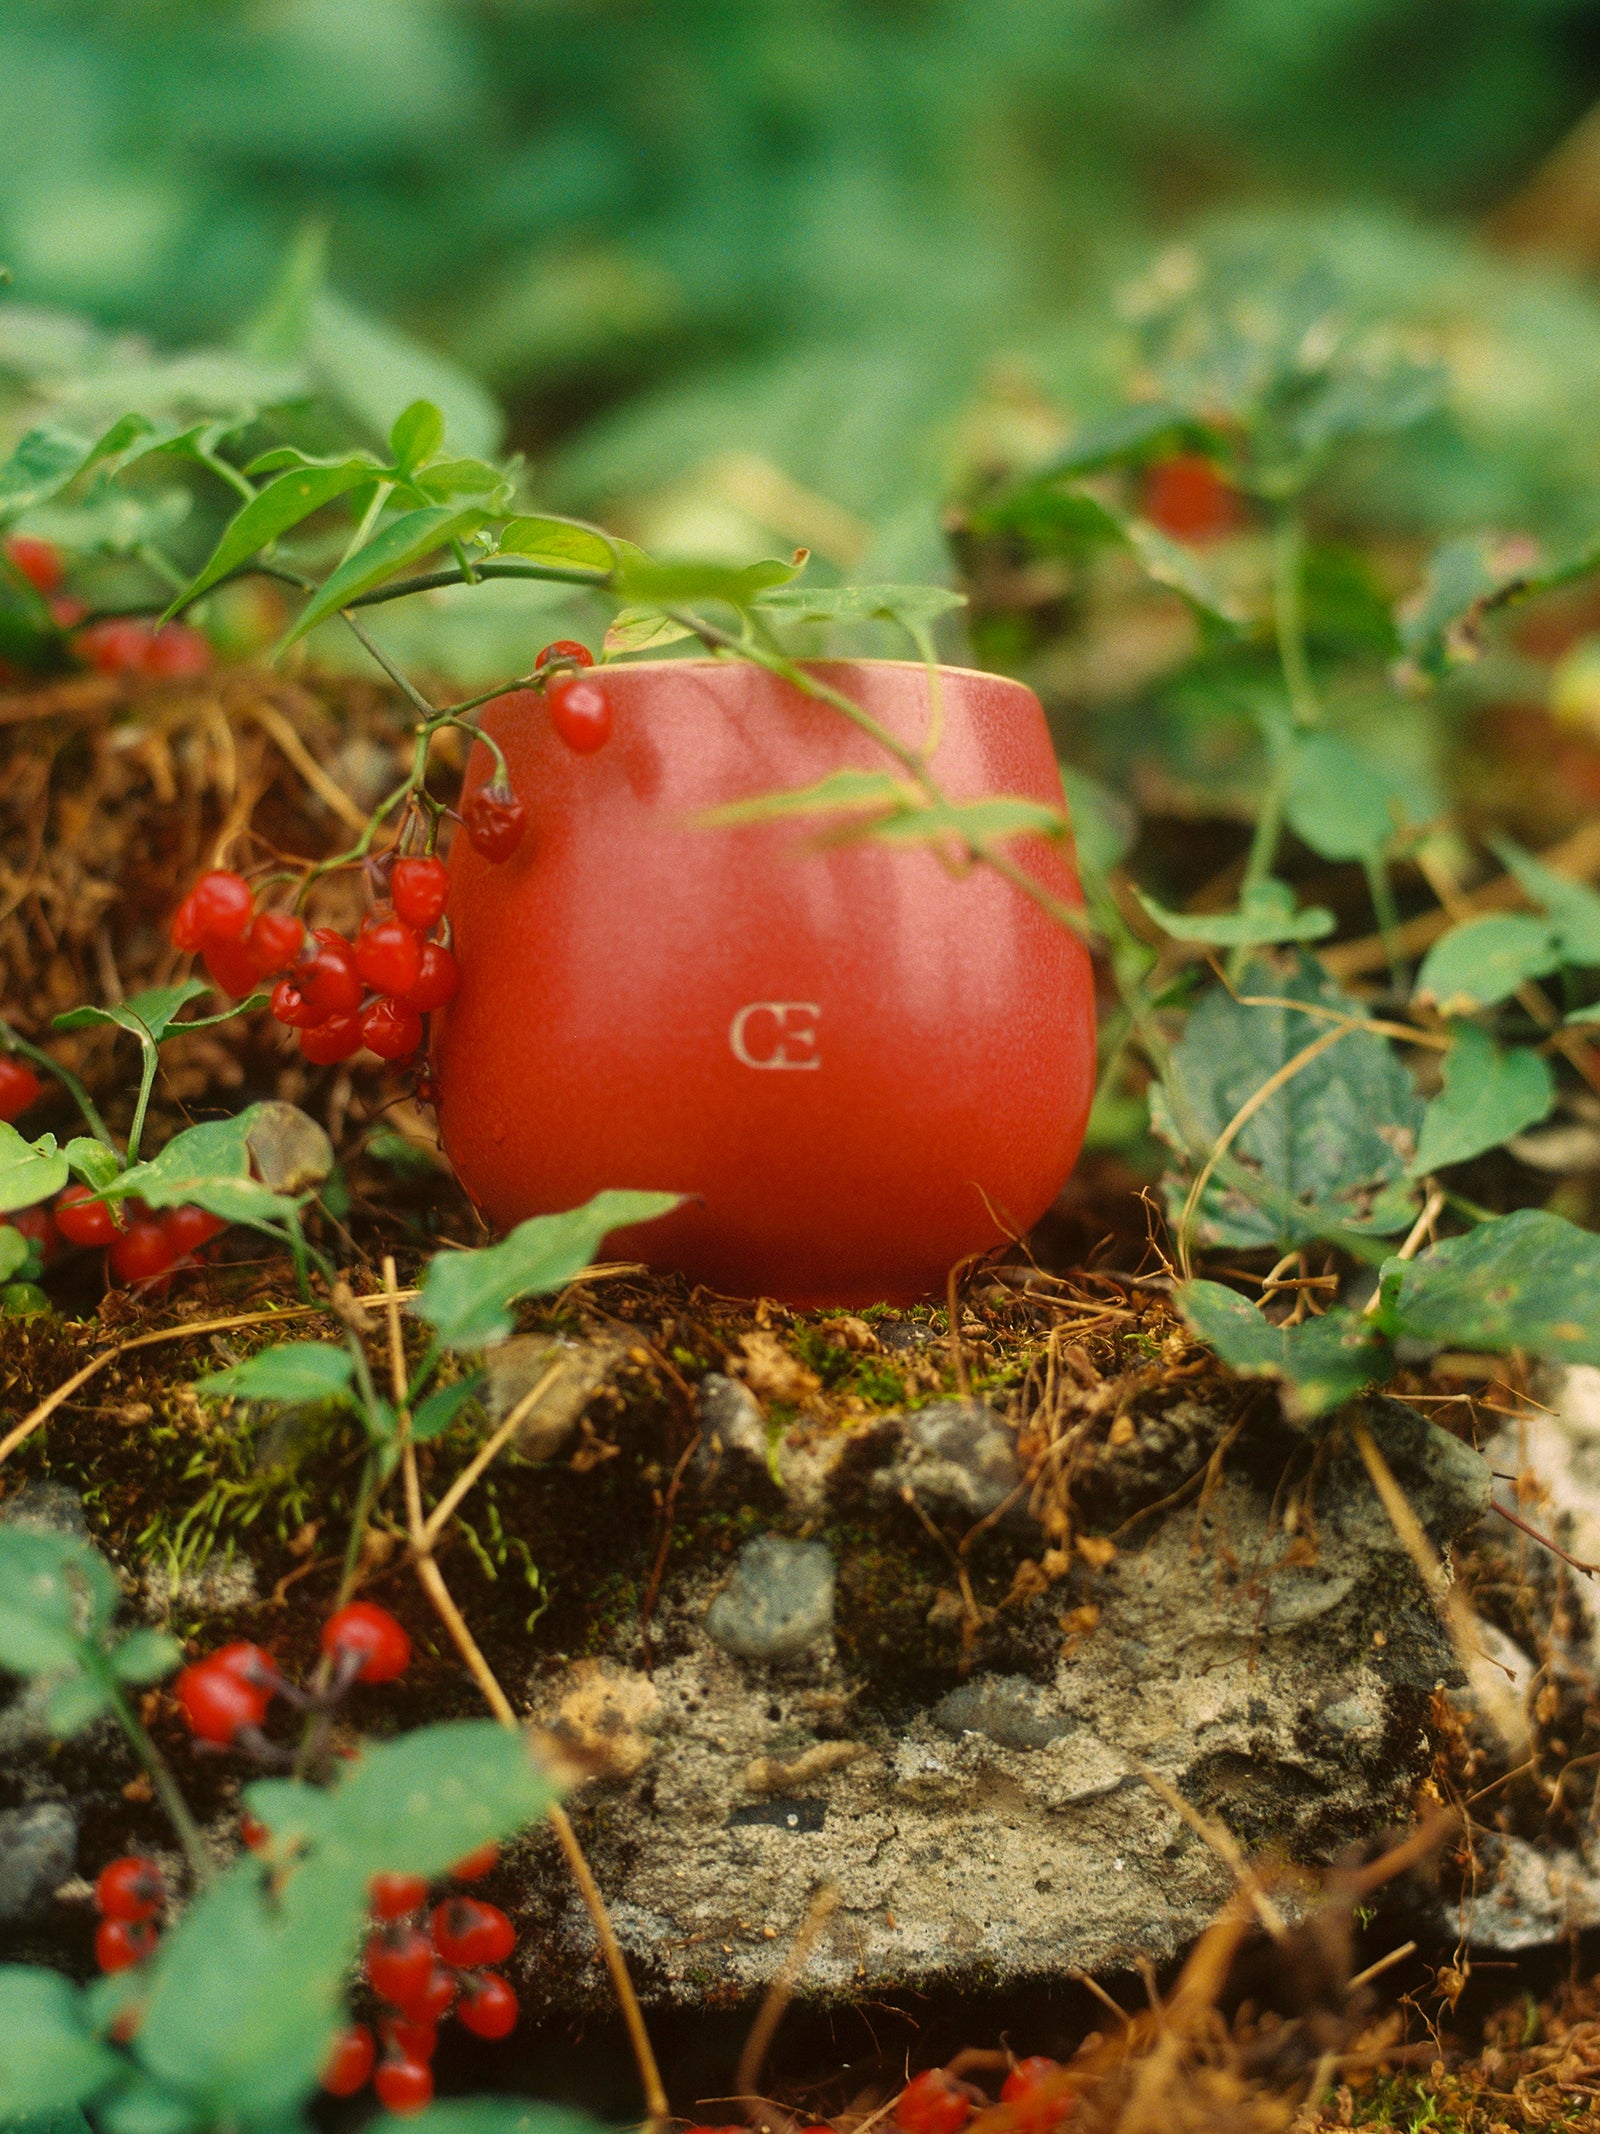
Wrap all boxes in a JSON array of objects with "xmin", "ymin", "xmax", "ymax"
[{"xmin": 435, "ymin": 659, "xmax": 1096, "ymax": 1305}]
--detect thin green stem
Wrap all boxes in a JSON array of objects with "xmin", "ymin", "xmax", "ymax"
[
  {"xmin": 197, "ymin": 449, "xmax": 256, "ymax": 506},
  {"xmin": 0, "ymin": 1021, "xmax": 114, "ymax": 1146},
  {"xmin": 106, "ymin": 1680, "xmax": 211, "ymax": 1885},
  {"xmin": 336, "ymin": 607, "xmax": 437, "ymax": 721},
  {"xmin": 334, "ymin": 1447, "xmax": 381, "ymax": 1614},
  {"xmin": 338, "ymin": 481, "xmax": 393, "ymax": 570},
  {"xmin": 1271, "ymin": 510, "xmax": 1319, "ymax": 731},
  {"xmin": 123, "ymin": 1039, "xmax": 161, "ymax": 1166},
  {"xmin": 1363, "ymin": 856, "xmax": 1407, "ymax": 993}
]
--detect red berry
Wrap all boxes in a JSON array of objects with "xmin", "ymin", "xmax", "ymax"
[
  {"xmin": 379, "ymin": 2013, "xmax": 437, "ymax": 2061},
  {"xmin": 370, "ymin": 1872, "xmax": 431, "ymax": 1921},
  {"xmin": 50, "ymin": 595, "xmax": 88, "ymax": 631},
  {"xmin": 547, "ymin": 674, "xmax": 611, "ymax": 755},
  {"xmin": 321, "ymin": 2024, "xmax": 375, "ymax": 2098},
  {"xmin": 144, "ymin": 623, "xmax": 211, "ymax": 678},
  {"xmin": 94, "ymin": 1856, "xmax": 163, "ymax": 1924},
  {"xmin": 430, "ymin": 1896, "xmax": 514, "ymax": 1969},
  {"xmin": 458, "ymin": 1971, "xmax": 518, "ymax": 2040},
  {"xmin": 390, "ymin": 857, "xmax": 450, "ymax": 932},
  {"xmin": 202, "ymin": 936, "xmax": 261, "ymax": 1000},
  {"xmin": 190, "ymin": 871, "xmax": 254, "ymax": 942},
  {"xmin": 1000, "ymin": 2059, "xmax": 1071, "ymax": 2131},
  {"xmin": 395, "ymin": 1961, "xmax": 456, "ymax": 2024},
  {"xmin": 239, "ymin": 1813, "xmax": 269, "ymax": 1851},
  {"xmin": 360, "ymin": 997, "xmax": 424, "ymax": 1062},
  {"xmin": 896, "ymin": 2071, "xmax": 973, "ymax": 2134},
  {"xmin": 75, "ymin": 619, "xmax": 155, "ymax": 674},
  {"xmin": 400, "ymin": 942, "xmax": 460, "ymax": 1014},
  {"xmin": 449, "ymin": 1841, "xmax": 498, "ymax": 1881},
  {"xmin": 5, "ymin": 535, "xmax": 63, "ymax": 594},
  {"xmin": 365, "ymin": 1924, "xmax": 436, "ymax": 2008},
  {"xmin": 269, "ymin": 979, "xmax": 317, "ymax": 1029},
  {"xmin": 174, "ymin": 1647, "xmax": 273, "ymax": 1745},
  {"xmin": 0, "ymin": 1057, "xmax": 42, "ymax": 1122},
  {"xmin": 299, "ymin": 938, "xmax": 363, "ymax": 1020},
  {"xmin": 462, "ymin": 781, "xmax": 525, "ymax": 863},
  {"xmin": 211, "ymin": 1641, "xmax": 281, "ymax": 1691},
  {"xmin": 1140, "ymin": 455, "xmax": 1242, "ymax": 543},
  {"xmin": 355, "ymin": 915, "xmax": 423, "ymax": 998},
  {"xmin": 55, "ymin": 1185, "xmax": 117, "ymax": 1248},
  {"xmin": 160, "ymin": 1204, "xmax": 226, "ymax": 1259},
  {"xmin": 373, "ymin": 2056, "xmax": 433, "ymax": 2115},
  {"xmin": 323, "ymin": 1600, "xmax": 411, "ymax": 1682},
  {"xmin": 247, "ymin": 910, "xmax": 305, "ymax": 976},
  {"xmin": 534, "ymin": 639, "xmax": 594, "ymax": 671},
  {"xmin": 170, "ymin": 894, "xmax": 205, "ymax": 953},
  {"xmin": 8, "ymin": 1205, "xmax": 59, "ymax": 1263},
  {"xmin": 299, "ymin": 1015, "xmax": 364, "ymax": 1067},
  {"xmin": 95, "ymin": 1918, "xmax": 157, "ymax": 1973},
  {"xmin": 109, "ymin": 1219, "xmax": 179, "ymax": 1286}
]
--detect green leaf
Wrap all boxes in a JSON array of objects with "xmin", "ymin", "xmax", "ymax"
[
  {"xmin": 1150, "ymin": 953, "xmax": 1423, "ymax": 1252},
  {"xmin": 45, "ymin": 1674, "xmax": 113, "ymax": 1738},
  {"xmin": 388, "ymin": 399, "xmax": 445, "ymax": 473},
  {"xmin": 0, "ymin": 1228, "xmax": 29, "ymax": 1284},
  {"xmin": 168, "ymin": 463, "xmax": 378, "ymax": 617},
  {"xmin": 401, "ymin": 2108, "xmax": 604, "ymax": 2134},
  {"xmin": 1284, "ymin": 734, "xmax": 1422, "ymax": 863},
  {"xmin": 411, "ymin": 1373, "xmax": 485, "ymax": 1442},
  {"xmin": 65, "ymin": 1138, "xmax": 121, "ymax": 1193},
  {"xmin": 611, "ymin": 553, "xmax": 802, "ymax": 609},
  {"xmin": 416, "ymin": 1189, "xmax": 683, "ymax": 1349},
  {"xmin": 494, "ymin": 515, "xmax": 615, "ymax": 573},
  {"xmin": 1410, "ymin": 1024, "xmax": 1554, "ymax": 1176},
  {"xmin": 110, "ymin": 1627, "xmax": 183, "ymax": 1686},
  {"xmin": 1379, "ymin": 1208, "xmax": 1600, "ymax": 1364},
  {"xmin": 0, "ymin": 1527, "xmax": 120, "ymax": 1677},
  {"xmin": 867, "ymin": 796, "xmax": 1070, "ymax": 848},
  {"xmin": 1137, "ymin": 876, "xmax": 1336, "ymax": 947},
  {"xmin": 1488, "ymin": 834, "xmax": 1600, "ymax": 967},
  {"xmin": 1037, "ymin": 403, "xmax": 1227, "ymax": 477},
  {"xmin": 53, "ymin": 979, "xmax": 210, "ymax": 1046},
  {"xmin": 0, "ymin": 1967, "xmax": 122, "ymax": 2118},
  {"xmin": 1175, "ymin": 1283, "xmax": 1390, "ymax": 1422},
  {"xmin": 1413, "ymin": 914, "xmax": 1561, "ymax": 1014},
  {"xmin": 601, "ymin": 607, "xmax": 696, "ymax": 656},
  {"xmin": 0, "ymin": 428, "xmax": 95, "ymax": 525},
  {"xmin": 0, "ymin": 1125, "xmax": 69, "ymax": 1215},
  {"xmin": 415, "ymin": 457, "xmax": 509, "ymax": 498},
  {"xmin": 279, "ymin": 504, "xmax": 489, "ymax": 647},
  {"xmin": 294, "ymin": 1719, "xmax": 556, "ymax": 1878},
  {"xmin": 1396, "ymin": 534, "xmax": 1534, "ymax": 680},
  {"xmin": 109, "ymin": 1115, "xmax": 253, "ymax": 1208},
  {"xmin": 696, "ymin": 768, "xmax": 1066, "ymax": 850},
  {"xmin": 695, "ymin": 768, "xmax": 929, "ymax": 829},
  {"xmin": 1061, "ymin": 768, "xmax": 1136, "ymax": 881},
  {"xmin": 751, "ymin": 584, "xmax": 966, "ymax": 630},
  {"xmin": 1123, "ymin": 517, "xmax": 1246, "ymax": 629},
  {"xmin": 192, "ymin": 1342, "xmax": 355, "ymax": 1407}
]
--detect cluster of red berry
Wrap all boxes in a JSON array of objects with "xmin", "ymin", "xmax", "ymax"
[
  {"xmin": 173, "ymin": 1602, "xmax": 411, "ymax": 1747},
  {"xmin": 0, "ymin": 1169, "xmax": 226, "ymax": 1288},
  {"xmin": 892, "ymin": 2058, "xmax": 1074, "ymax": 2134},
  {"xmin": 456, "ymin": 640, "xmax": 612, "ymax": 868},
  {"xmin": 3, "ymin": 536, "xmax": 212, "ymax": 677},
  {"xmin": 324, "ymin": 1850, "xmax": 520, "ymax": 2111},
  {"xmin": 92, "ymin": 1853, "xmax": 166, "ymax": 1976},
  {"xmin": 170, "ymin": 861, "xmax": 459, "ymax": 1068}
]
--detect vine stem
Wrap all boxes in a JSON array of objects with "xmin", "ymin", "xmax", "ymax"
[
  {"xmin": 106, "ymin": 1680, "xmax": 212, "ymax": 1886},
  {"xmin": 377, "ymin": 1260, "xmax": 669, "ymax": 2134},
  {"xmin": 0, "ymin": 1019, "xmax": 114, "ymax": 1146}
]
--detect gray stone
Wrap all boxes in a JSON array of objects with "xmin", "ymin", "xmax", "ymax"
[
  {"xmin": 933, "ymin": 1674, "xmax": 1074, "ymax": 1750},
  {"xmin": 1455, "ymin": 1834, "xmax": 1600, "ymax": 1950},
  {"xmin": 485, "ymin": 1333, "xmax": 628, "ymax": 1460},
  {"xmin": 0, "ymin": 1483, "xmax": 88, "ymax": 1539},
  {"xmin": 0, "ymin": 1802, "xmax": 76, "ymax": 1921},
  {"xmin": 691, "ymin": 1374, "xmax": 770, "ymax": 1484},
  {"xmin": 704, "ymin": 1536, "xmax": 834, "ymax": 1663},
  {"xmin": 871, "ymin": 1400, "xmax": 1034, "ymax": 1531}
]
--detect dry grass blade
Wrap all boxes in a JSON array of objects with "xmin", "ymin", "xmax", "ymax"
[
  {"xmin": 1134, "ymin": 1764, "xmax": 1289, "ymax": 1941},
  {"xmin": 733, "ymin": 1882, "xmax": 841, "ymax": 2116}
]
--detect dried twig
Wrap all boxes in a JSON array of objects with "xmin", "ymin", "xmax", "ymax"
[
  {"xmin": 733, "ymin": 1882, "xmax": 840, "ymax": 2115},
  {"xmin": 1134, "ymin": 1762, "xmax": 1288, "ymax": 1941}
]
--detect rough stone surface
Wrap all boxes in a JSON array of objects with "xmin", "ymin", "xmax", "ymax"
[
  {"xmin": 868, "ymin": 1399, "xmax": 1034, "ymax": 1531},
  {"xmin": 0, "ymin": 1483, "xmax": 88, "ymax": 1539},
  {"xmin": 0, "ymin": 1803, "xmax": 77, "ymax": 1922},
  {"xmin": 704, "ymin": 1536, "xmax": 835, "ymax": 1663},
  {"xmin": 691, "ymin": 1374, "xmax": 770, "ymax": 1486},
  {"xmin": 511, "ymin": 1392, "xmax": 1491, "ymax": 2007}
]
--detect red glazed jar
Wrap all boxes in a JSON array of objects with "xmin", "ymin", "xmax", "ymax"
[{"xmin": 435, "ymin": 660, "xmax": 1095, "ymax": 1305}]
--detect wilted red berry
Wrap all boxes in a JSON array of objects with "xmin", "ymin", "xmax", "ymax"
[
  {"xmin": 202, "ymin": 936, "xmax": 261, "ymax": 1000},
  {"xmin": 430, "ymin": 1896, "xmax": 514, "ymax": 1968},
  {"xmin": 94, "ymin": 1856, "xmax": 163, "ymax": 1924},
  {"xmin": 462, "ymin": 780, "xmax": 525, "ymax": 863},
  {"xmin": 400, "ymin": 941, "xmax": 460, "ymax": 1014},
  {"xmin": 0, "ymin": 1057, "xmax": 42, "ymax": 1122},
  {"xmin": 373, "ymin": 2055, "xmax": 433, "ymax": 2115},
  {"xmin": 547, "ymin": 674, "xmax": 611, "ymax": 754},
  {"xmin": 190, "ymin": 871, "xmax": 254, "ymax": 942},
  {"xmin": 109, "ymin": 1219, "xmax": 178, "ymax": 1286},
  {"xmin": 299, "ymin": 1015, "xmax": 364, "ymax": 1067},
  {"xmin": 246, "ymin": 910, "xmax": 304, "ymax": 976},
  {"xmin": 170, "ymin": 894, "xmax": 205, "ymax": 953},
  {"xmin": 5, "ymin": 535, "xmax": 63, "ymax": 594},
  {"xmin": 239, "ymin": 1813, "xmax": 269, "ymax": 1851},
  {"xmin": 1000, "ymin": 2058, "xmax": 1071, "ymax": 2130},
  {"xmin": 355, "ymin": 915, "xmax": 423, "ymax": 998},
  {"xmin": 458, "ymin": 1971, "xmax": 518, "ymax": 2039},
  {"xmin": 896, "ymin": 2070, "xmax": 973, "ymax": 2134},
  {"xmin": 390, "ymin": 856, "xmax": 450, "ymax": 932},
  {"xmin": 95, "ymin": 1918, "xmax": 158, "ymax": 1973},
  {"xmin": 55, "ymin": 1184, "xmax": 118, "ymax": 1249},
  {"xmin": 322, "ymin": 1601, "xmax": 411, "ymax": 1683},
  {"xmin": 370, "ymin": 1872, "xmax": 431, "ymax": 1921},
  {"xmin": 321, "ymin": 2024, "xmax": 375, "ymax": 2098},
  {"xmin": 360, "ymin": 997, "xmax": 424, "ymax": 1062}
]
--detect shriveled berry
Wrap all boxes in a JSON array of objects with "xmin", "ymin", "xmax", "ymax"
[
  {"xmin": 55, "ymin": 1185, "xmax": 118, "ymax": 1249},
  {"xmin": 109, "ymin": 1219, "xmax": 178, "ymax": 1286},
  {"xmin": 247, "ymin": 910, "xmax": 304, "ymax": 976},
  {"xmin": 896, "ymin": 2070, "xmax": 973, "ymax": 2134},
  {"xmin": 360, "ymin": 997, "xmax": 424, "ymax": 1061},
  {"xmin": 203, "ymin": 936, "xmax": 262, "ymax": 1000},
  {"xmin": 430, "ymin": 1896, "xmax": 514, "ymax": 1969},
  {"xmin": 390, "ymin": 856, "xmax": 449, "ymax": 932},
  {"xmin": 160, "ymin": 1204, "xmax": 226, "ymax": 1259},
  {"xmin": 379, "ymin": 2013, "xmax": 437, "ymax": 2061},
  {"xmin": 449, "ymin": 1841, "xmax": 498, "ymax": 1881},
  {"xmin": 365, "ymin": 1924, "xmax": 435, "ymax": 2008},
  {"xmin": 323, "ymin": 1601, "xmax": 411, "ymax": 1683},
  {"xmin": 0, "ymin": 1057, "xmax": 42, "ymax": 1122},
  {"xmin": 373, "ymin": 2055, "xmax": 433, "ymax": 2115},
  {"xmin": 321, "ymin": 2024, "xmax": 375, "ymax": 2098},
  {"xmin": 370, "ymin": 1872, "xmax": 431, "ymax": 1921},
  {"xmin": 300, "ymin": 939, "xmax": 363, "ymax": 1020},
  {"xmin": 144, "ymin": 623, "xmax": 211, "ymax": 678},
  {"xmin": 75, "ymin": 618, "xmax": 155, "ymax": 673},
  {"xmin": 94, "ymin": 1856, "xmax": 163, "ymax": 1924},
  {"xmin": 5, "ymin": 535, "xmax": 63, "ymax": 594},
  {"xmin": 534, "ymin": 639, "xmax": 594, "ymax": 671},
  {"xmin": 191, "ymin": 871, "xmax": 254, "ymax": 942},
  {"xmin": 170, "ymin": 894, "xmax": 205, "ymax": 953},
  {"xmin": 458, "ymin": 1970, "xmax": 518, "ymax": 2039},
  {"xmin": 462, "ymin": 781, "xmax": 525, "ymax": 863},
  {"xmin": 1000, "ymin": 2058, "xmax": 1071, "ymax": 2131},
  {"xmin": 356, "ymin": 915, "xmax": 423, "ymax": 998},
  {"xmin": 299, "ymin": 1015, "xmax": 364, "ymax": 1067},
  {"xmin": 95, "ymin": 1918, "xmax": 157, "ymax": 1973},
  {"xmin": 1141, "ymin": 454, "xmax": 1242, "ymax": 543},
  {"xmin": 269, "ymin": 979, "xmax": 317, "ymax": 1029},
  {"xmin": 400, "ymin": 942, "xmax": 460, "ymax": 1014},
  {"xmin": 547, "ymin": 674, "xmax": 611, "ymax": 754}
]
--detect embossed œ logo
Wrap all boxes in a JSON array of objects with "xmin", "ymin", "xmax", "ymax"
[{"xmin": 729, "ymin": 1001, "xmax": 822, "ymax": 1070}]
